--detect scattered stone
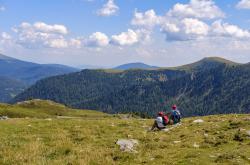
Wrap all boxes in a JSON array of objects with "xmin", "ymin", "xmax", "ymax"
[
  {"xmin": 209, "ymin": 155, "xmax": 216, "ymax": 158},
  {"xmin": 204, "ymin": 133, "xmax": 209, "ymax": 137},
  {"xmin": 36, "ymin": 137, "xmax": 42, "ymax": 141},
  {"xmin": 244, "ymin": 118, "xmax": 250, "ymax": 121},
  {"xmin": 193, "ymin": 119, "xmax": 204, "ymax": 123},
  {"xmin": 0, "ymin": 116, "xmax": 8, "ymax": 120},
  {"xmin": 246, "ymin": 130, "xmax": 250, "ymax": 136},
  {"xmin": 162, "ymin": 128, "xmax": 170, "ymax": 132},
  {"xmin": 193, "ymin": 143, "xmax": 199, "ymax": 148},
  {"xmin": 27, "ymin": 124, "xmax": 32, "ymax": 127},
  {"xmin": 45, "ymin": 118, "xmax": 52, "ymax": 121},
  {"xmin": 173, "ymin": 141, "xmax": 181, "ymax": 144},
  {"xmin": 116, "ymin": 139, "xmax": 138, "ymax": 152},
  {"xmin": 127, "ymin": 134, "xmax": 132, "ymax": 138}
]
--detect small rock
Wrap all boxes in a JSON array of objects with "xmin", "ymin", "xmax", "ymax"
[
  {"xmin": 162, "ymin": 128, "xmax": 170, "ymax": 132},
  {"xmin": 204, "ymin": 133, "xmax": 209, "ymax": 137},
  {"xmin": 0, "ymin": 116, "xmax": 8, "ymax": 120},
  {"xmin": 173, "ymin": 141, "xmax": 181, "ymax": 144},
  {"xmin": 246, "ymin": 130, "xmax": 250, "ymax": 136},
  {"xmin": 193, "ymin": 143, "xmax": 199, "ymax": 148},
  {"xmin": 193, "ymin": 119, "xmax": 204, "ymax": 123},
  {"xmin": 244, "ymin": 118, "xmax": 250, "ymax": 121},
  {"xmin": 209, "ymin": 155, "xmax": 216, "ymax": 158},
  {"xmin": 116, "ymin": 139, "xmax": 138, "ymax": 152},
  {"xmin": 27, "ymin": 124, "xmax": 32, "ymax": 127},
  {"xmin": 127, "ymin": 134, "xmax": 132, "ymax": 138},
  {"xmin": 45, "ymin": 118, "xmax": 52, "ymax": 121}
]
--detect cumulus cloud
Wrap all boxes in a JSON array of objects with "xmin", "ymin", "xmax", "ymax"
[
  {"xmin": 111, "ymin": 29, "xmax": 139, "ymax": 46},
  {"xmin": 236, "ymin": 0, "xmax": 250, "ymax": 9},
  {"xmin": 130, "ymin": 1, "xmax": 250, "ymax": 42},
  {"xmin": 111, "ymin": 29, "xmax": 151, "ymax": 46},
  {"xmin": 13, "ymin": 22, "xmax": 79, "ymax": 49},
  {"xmin": 1, "ymin": 32, "xmax": 11, "ymax": 40},
  {"xmin": 161, "ymin": 18, "xmax": 209, "ymax": 41},
  {"xmin": 131, "ymin": 9, "xmax": 162, "ymax": 28},
  {"xmin": 168, "ymin": 0, "xmax": 225, "ymax": 19},
  {"xmin": 211, "ymin": 20, "xmax": 250, "ymax": 38},
  {"xmin": 97, "ymin": 0, "xmax": 119, "ymax": 17},
  {"xmin": 84, "ymin": 32, "xmax": 109, "ymax": 47},
  {"xmin": 33, "ymin": 22, "xmax": 68, "ymax": 35}
]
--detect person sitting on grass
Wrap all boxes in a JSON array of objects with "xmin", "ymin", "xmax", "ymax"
[
  {"xmin": 151, "ymin": 112, "xmax": 170, "ymax": 131},
  {"xmin": 170, "ymin": 104, "xmax": 181, "ymax": 124}
]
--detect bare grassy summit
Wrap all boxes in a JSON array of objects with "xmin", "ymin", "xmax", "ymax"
[{"xmin": 0, "ymin": 100, "xmax": 250, "ymax": 165}]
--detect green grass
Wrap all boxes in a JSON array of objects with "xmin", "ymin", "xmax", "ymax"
[
  {"xmin": 0, "ymin": 99, "xmax": 108, "ymax": 119},
  {"xmin": 0, "ymin": 100, "xmax": 250, "ymax": 164}
]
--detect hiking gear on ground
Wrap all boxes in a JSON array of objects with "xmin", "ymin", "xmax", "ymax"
[{"xmin": 162, "ymin": 115, "xmax": 169, "ymax": 126}]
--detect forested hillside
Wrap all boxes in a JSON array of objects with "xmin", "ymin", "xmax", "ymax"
[
  {"xmin": 12, "ymin": 58, "xmax": 250, "ymax": 117},
  {"xmin": 0, "ymin": 77, "xmax": 27, "ymax": 102},
  {"xmin": 0, "ymin": 54, "xmax": 78, "ymax": 102}
]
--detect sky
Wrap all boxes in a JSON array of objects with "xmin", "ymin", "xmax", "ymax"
[{"xmin": 0, "ymin": 0, "xmax": 250, "ymax": 68}]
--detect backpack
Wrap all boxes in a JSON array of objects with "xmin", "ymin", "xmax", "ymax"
[
  {"xmin": 162, "ymin": 115, "xmax": 169, "ymax": 126},
  {"xmin": 171, "ymin": 110, "xmax": 181, "ymax": 124}
]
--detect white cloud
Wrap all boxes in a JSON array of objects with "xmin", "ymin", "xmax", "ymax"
[
  {"xmin": 33, "ymin": 22, "xmax": 68, "ymax": 35},
  {"xmin": 84, "ymin": 32, "xmax": 109, "ymax": 47},
  {"xmin": 131, "ymin": 9, "xmax": 162, "ymax": 28},
  {"xmin": 182, "ymin": 18, "xmax": 209, "ymax": 35},
  {"xmin": 69, "ymin": 38, "xmax": 82, "ymax": 48},
  {"xmin": 13, "ymin": 22, "xmax": 79, "ymax": 49},
  {"xmin": 1, "ymin": 32, "xmax": 11, "ymax": 40},
  {"xmin": 161, "ymin": 18, "xmax": 209, "ymax": 41},
  {"xmin": 211, "ymin": 20, "xmax": 250, "ymax": 38},
  {"xmin": 111, "ymin": 29, "xmax": 139, "ymax": 46},
  {"xmin": 168, "ymin": 0, "xmax": 225, "ymax": 19},
  {"xmin": 97, "ymin": 0, "xmax": 119, "ymax": 17},
  {"xmin": 45, "ymin": 38, "xmax": 68, "ymax": 48},
  {"xmin": 111, "ymin": 29, "xmax": 151, "ymax": 46},
  {"xmin": 236, "ymin": 0, "xmax": 250, "ymax": 9}
]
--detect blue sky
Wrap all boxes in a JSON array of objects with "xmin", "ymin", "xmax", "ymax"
[{"xmin": 0, "ymin": 0, "xmax": 250, "ymax": 68}]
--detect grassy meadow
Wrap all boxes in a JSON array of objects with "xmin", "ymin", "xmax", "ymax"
[{"xmin": 0, "ymin": 100, "xmax": 250, "ymax": 165}]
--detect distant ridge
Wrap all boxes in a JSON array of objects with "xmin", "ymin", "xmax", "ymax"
[
  {"xmin": 0, "ymin": 54, "xmax": 79, "ymax": 102},
  {"xmin": 166, "ymin": 57, "xmax": 240, "ymax": 71},
  {"xmin": 114, "ymin": 62, "xmax": 159, "ymax": 70},
  {"xmin": 12, "ymin": 57, "xmax": 250, "ymax": 117},
  {"xmin": 0, "ymin": 54, "xmax": 79, "ymax": 84}
]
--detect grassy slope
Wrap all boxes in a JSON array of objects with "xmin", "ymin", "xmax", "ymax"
[
  {"xmin": 0, "ymin": 99, "xmax": 108, "ymax": 119},
  {"xmin": 0, "ymin": 101, "xmax": 249, "ymax": 165}
]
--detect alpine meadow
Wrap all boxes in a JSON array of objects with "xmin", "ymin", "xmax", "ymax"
[{"xmin": 0, "ymin": 0, "xmax": 250, "ymax": 164}]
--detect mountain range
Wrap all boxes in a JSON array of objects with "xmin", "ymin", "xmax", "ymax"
[
  {"xmin": 0, "ymin": 54, "xmax": 79, "ymax": 102},
  {"xmin": 12, "ymin": 57, "xmax": 250, "ymax": 117},
  {"xmin": 114, "ymin": 62, "xmax": 159, "ymax": 70}
]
